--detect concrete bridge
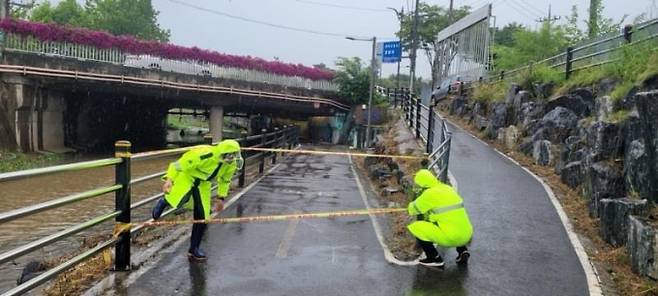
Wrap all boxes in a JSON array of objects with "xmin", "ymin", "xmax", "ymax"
[{"xmin": 0, "ymin": 25, "xmax": 349, "ymax": 153}]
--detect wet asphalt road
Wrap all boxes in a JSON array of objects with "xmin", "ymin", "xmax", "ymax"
[{"xmin": 118, "ymin": 124, "xmax": 589, "ymax": 295}]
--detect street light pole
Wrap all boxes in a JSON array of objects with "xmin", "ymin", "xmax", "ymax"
[
  {"xmin": 346, "ymin": 36, "xmax": 377, "ymax": 148},
  {"xmin": 366, "ymin": 36, "xmax": 376, "ymax": 148},
  {"xmin": 409, "ymin": 0, "xmax": 420, "ymax": 92},
  {"xmin": 387, "ymin": 7, "xmax": 405, "ymax": 90}
]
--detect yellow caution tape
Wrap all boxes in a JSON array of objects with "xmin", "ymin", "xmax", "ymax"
[
  {"xmin": 241, "ymin": 147, "xmax": 427, "ymax": 160},
  {"xmin": 110, "ymin": 208, "xmax": 405, "ymax": 236}
]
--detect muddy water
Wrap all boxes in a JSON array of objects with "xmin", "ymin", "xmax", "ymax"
[{"xmin": 0, "ymin": 156, "xmax": 178, "ymax": 293}]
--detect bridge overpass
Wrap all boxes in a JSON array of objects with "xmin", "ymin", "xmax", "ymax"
[{"xmin": 0, "ymin": 20, "xmax": 350, "ymax": 152}]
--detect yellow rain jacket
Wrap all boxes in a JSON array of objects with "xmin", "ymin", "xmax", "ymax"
[
  {"xmin": 407, "ymin": 169, "xmax": 473, "ymax": 247},
  {"xmin": 162, "ymin": 139, "xmax": 242, "ymax": 219}
]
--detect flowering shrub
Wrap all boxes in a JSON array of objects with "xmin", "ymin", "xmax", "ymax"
[{"xmin": 0, "ymin": 19, "xmax": 334, "ymax": 80}]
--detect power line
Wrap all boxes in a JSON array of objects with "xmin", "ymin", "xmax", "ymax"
[
  {"xmin": 513, "ymin": 0, "xmax": 545, "ymax": 16},
  {"xmin": 497, "ymin": 0, "xmax": 537, "ymax": 22},
  {"xmin": 507, "ymin": 0, "xmax": 542, "ymax": 18},
  {"xmin": 165, "ymin": 0, "xmax": 369, "ymax": 39},
  {"xmin": 293, "ymin": 0, "xmax": 388, "ymax": 12}
]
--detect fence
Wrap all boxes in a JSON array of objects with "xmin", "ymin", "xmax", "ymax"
[
  {"xmin": 2, "ymin": 33, "xmax": 338, "ymax": 92},
  {"xmin": 0, "ymin": 126, "xmax": 298, "ymax": 296},
  {"xmin": 492, "ymin": 18, "xmax": 658, "ymax": 83},
  {"xmin": 385, "ymin": 88, "xmax": 452, "ymax": 183}
]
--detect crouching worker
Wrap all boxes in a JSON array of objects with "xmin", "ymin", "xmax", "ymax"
[
  {"xmin": 151, "ymin": 139, "xmax": 243, "ymax": 261},
  {"xmin": 407, "ymin": 169, "xmax": 473, "ymax": 267}
]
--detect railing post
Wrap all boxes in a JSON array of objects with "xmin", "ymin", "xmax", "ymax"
[
  {"xmin": 415, "ymin": 97, "xmax": 421, "ymax": 139},
  {"xmin": 114, "ymin": 140, "xmax": 131, "ymax": 272},
  {"xmin": 565, "ymin": 46, "xmax": 574, "ymax": 80},
  {"xmin": 427, "ymin": 105, "xmax": 434, "ymax": 153},
  {"xmin": 259, "ymin": 129, "xmax": 266, "ymax": 174},
  {"xmin": 499, "ymin": 70, "xmax": 505, "ymax": 81},
  {"xmin": 623, "ymin": 24, "xmax": 633, "ymax": 43},
  {"xmin": 272, "ymin": 127, "xmax": 279, "ymax": 164},
  {"xmin": 440, "ymin": 134, "xmax": 452, "ymax": 183}
]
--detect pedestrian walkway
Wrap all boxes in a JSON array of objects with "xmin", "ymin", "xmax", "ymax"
[{"xmin": 109, "ymin": 128, "xmax": 592, "ymax": 295}]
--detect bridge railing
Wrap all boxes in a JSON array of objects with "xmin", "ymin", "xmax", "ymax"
[
  {"xmin": 0, "ymin": 126, "xmax": 298, "ymax": 296},
  {"xmin": 384, "ymin": 88, "xmax": 452, "ymax": 183},
  {"xmin": 2, "ymin": 32, "xmax": 339, "ymax": 92}
]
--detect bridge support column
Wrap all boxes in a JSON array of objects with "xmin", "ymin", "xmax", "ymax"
[{"xmin": 209, "ymin": 106, "xmax": 224, "ymax": 143}]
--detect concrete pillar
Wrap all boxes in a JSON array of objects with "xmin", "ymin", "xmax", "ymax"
[{"xmin": 209, "ymin": 106, "xmax": 224, "ymax": 143}]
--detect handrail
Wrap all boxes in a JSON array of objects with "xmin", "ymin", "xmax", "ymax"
[
  {"xmin": 0, "ymin": 125, "xmax": 298, "ymax": 295},
  {"xmin": 0, "ymin": 158, "xmax": 121, "ymax": 182},
  {"xmin": 0, "ymin": 185, "xmax": 122, "ymax": 224}
]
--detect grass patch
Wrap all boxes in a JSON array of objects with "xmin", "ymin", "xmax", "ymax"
[
  {"xmin": 472, "ymin": 81, "xmax": 508, "ymax": 103},
  {"xmin": 556, "ymin": 67, "xmax": 608, "ymax": 95},
  {"xmin": 519, "ymin": 64, "xmax": 565, "ymax": 93},
  {"xmin": 167, "ymin": 114, "xmax": 207, "ymax": 130},
  {"xmin": 607, "ymin": 110, "xmax": 631, "ymax": 123},
  {"xmin": 0, "ymin": 151, "xmax": 64, "ymax": 173}
]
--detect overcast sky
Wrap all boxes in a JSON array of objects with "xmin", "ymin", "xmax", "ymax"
[{"xmin": 51, "ymin": 0, "xmax": 650, "ymax": 79}]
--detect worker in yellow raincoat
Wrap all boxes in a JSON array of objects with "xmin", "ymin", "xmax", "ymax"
[
  {"xmin": 151, "ymin": 139, "xmax": 243, "ymax": 261},
  {"xmin": 407, "ymin": 169, "xmax": 473, "ymax": 267}
]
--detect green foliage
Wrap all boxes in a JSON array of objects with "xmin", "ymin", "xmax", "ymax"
[
  {"xmin": 397, "ymin": 3, "xmax": 470, "ymax": 55},
  {"xmin": 0, "ymin": 151, "xmax": 63, "ymax": 173},
  {"xmin": 494, "ymin": 22, "xmax": 524, "ymax": 47},
  {"xmin": 607, "ymin": 110, "xmax": 630, "ymax": 123},
  {"xmin": 494, "ymin": 23, "xmax": 568, "ymax": 70},
  {"xmin": 29, "ymin": 0, "xmax": 170, "ymax": 42},
  {"xmin": 556, "ymin": 67, "xmax": 607, "ymax": 95},
  {"xmin": 519, "ymin": 64, "xmax": 564, "ymax": 92},
  {"xmin": 333, "ymin": 57, "xmax": 378, "ymax": 105},
  {"xmin": 472, "ymin": 81, "xmax": 508, "ymax": 103},
  {"xmin": 564, "ymin": 5, "xmax": 585, "ymax": 44}
]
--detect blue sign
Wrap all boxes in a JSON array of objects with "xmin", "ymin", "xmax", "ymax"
[{"xmin": 381, "ymin": 41, "xmax": 401, "ymax": 63}]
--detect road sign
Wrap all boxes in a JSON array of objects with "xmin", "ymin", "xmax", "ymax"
[{"xmin": 380, "ymin": 41, "xmax": 401, "ymax": 63}]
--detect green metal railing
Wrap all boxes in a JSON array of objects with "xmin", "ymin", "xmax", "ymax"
[{"xmin": 0, "ymin": 126, "xmax": 298, "ymax": 296}]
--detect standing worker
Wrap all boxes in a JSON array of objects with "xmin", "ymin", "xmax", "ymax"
[
  {"xmin": 407, "ymin": 169, "xmax": 473, "ymax": 267},
  {"xmin": 151, "ymin": 139, "xmax": 243, "ymax": 261}
]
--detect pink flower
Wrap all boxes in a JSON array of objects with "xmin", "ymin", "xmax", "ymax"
[{"xmin": 0, "ymin": 19, "xmax": 335, "ymax": 80}]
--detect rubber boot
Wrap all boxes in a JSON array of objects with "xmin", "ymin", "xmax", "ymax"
[
  {"xmin": 188, "ymin": 223, "xmax": 207, "ymax": 261},
  {"xmin": 151, "ymin": 198, "xmax": 169, "ymax": 220}
]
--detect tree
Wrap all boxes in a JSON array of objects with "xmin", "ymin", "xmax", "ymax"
[
  {"xmin": 493, "ymin": 23, "xmax": 569, "ymax": 70},
  {"xmin": 587, "ymin": 1, "xmax": 626, "ymax": 38},
  {"xmin": 30, "ymin": 0, "xmax": 88, "ymax": 27},
  {"xmin": 333, "ymin": 57, "xmax": 378, "ymax": 105},
  {"xmin": 84, "ymin": 0, "xmax": 170, "ymax": 41},
  {"xmin": 564, "ymin": 5, "xmax": 585, "ymax": 45},
  {"xmin": 397, "ymin": 3, "xmax": 470, "ymax": 88},
  {"xmin": 29, "ymin": 0, "xmax": 169, "ymax": 42},
  {"xmin": 494, "ymin": 22, "xmax": 524, "ymax": 47}
]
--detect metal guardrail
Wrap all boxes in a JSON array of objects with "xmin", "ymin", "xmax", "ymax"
[
  {"xmin": 0, "ymin": 126, "xmax": 298, "ymax": 296},
  {"xmin": 490, "ymin": 19, "xmax": 658, "ymax": 83},
  {"xmin": 385, "ymin": 88, "xmax": 452, "ymax": 183},
  {"xmin": 3, "ymin": 33, "xmax": 339, "ymax": 92}
]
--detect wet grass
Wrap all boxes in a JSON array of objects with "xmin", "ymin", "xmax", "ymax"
[{"xmin": 0, "ymin": 151, "xmax": 64, "ymax": 173}]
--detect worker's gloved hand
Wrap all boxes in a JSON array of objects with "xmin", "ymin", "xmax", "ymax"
[
  {"xmin": 214, "ymin": 199, "xmax": 224, "ymax": 213},
  {"xmin": 163, "ymin": 179, "xmax": 173, "ymax": 193}
]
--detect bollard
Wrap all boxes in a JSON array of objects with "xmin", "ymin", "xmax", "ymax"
[
  {"xmin": 114, "ymin": 140, "xmax": 132, "ymax": 271},
  {"xmin": 259, "ymin": 129, "xmax": 266, "ymax": 174}
]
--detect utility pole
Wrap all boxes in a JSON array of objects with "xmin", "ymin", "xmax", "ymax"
[
  {"xmin": 588, "ymin": 0, "xmax": 601, "ymax": 38},
  {"xmin": 0, "ymin": 0, "xmax": 9, "ymax": 19},
  {"xmin": 387, "ymin": 6, "xmax": 405, "ymax": 90},
  {"xmin": 448, "ymin": 0, "xmax": 454, "ymax": 23},
  {"xmin": 409, "ymin": 0, "xmax": 420, "ymax": 93},
  {"xmin": 536, "ymin": 4, "xmax": 561, "ymax": 30}
]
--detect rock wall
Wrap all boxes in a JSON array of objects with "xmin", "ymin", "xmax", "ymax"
[{"xmin": 445, "ymin": 84, "xmax": 658, "ymax": 280}]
